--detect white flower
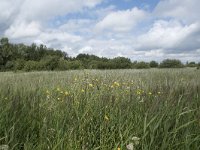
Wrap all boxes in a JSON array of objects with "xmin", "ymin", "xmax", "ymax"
[
  {"xmin": 0, "ymin": 145, "xmax": 9, "ymax": 150},
  {"xmin": 132, "ymin": 136, "xmax": 140, "ymax": 145},
  {"xmin": 126, "ymin": 143, "xmax": 134, "ymax": 150},
  {"xmin": 132, "ymin": 136, "xmax": 140, "ymax": 141}
]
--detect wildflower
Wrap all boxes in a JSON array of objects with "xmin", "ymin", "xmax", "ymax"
[
  {"xmin": 132, "ymin": 136, "xmax": 140, "ymax": 141},
  {"xmin": 117, "ymin": 147, "xmax": 121, "ymax": 150},
  {"xmin": 104, "ymin": 115, "xmax": 109, "ymax": 121},
  {"xmin": 139, "ymin": 99, "xmax": 144, "ymax": 103},
  {"xmin": 46, "ymin": 90, "xmax": 50, "ymax": 94},
  {"xmin": 158, "ymin": 91, "xmax": 161, "ymax": 95},
  {"xmin": 89, "ymin": 83, "xmax": 93, "ymax": 87},
  {"xmin": 148, "ymin": 92, "xmax": 152, "ymax": 95},
  {"xmin": 74, "ymin": 78, "xmax": 77, "ymax": 81},
  {"xmin": 136, "ymin": 89, "xmax": 144, "ymax": 95},
  {"xmin": 0, "ymin": 145, "xmax": 9, "ymax": 150},
  {"xmin": 113, "ymin": 81, "xmax": 120, "ymax": 87},
  {"xmin": 132, "ymin": 136, "xmax": 140, "ymax": 145},
  {"xmin": 64, "ymin": 91, "xmax": 69, "ymax": 96},
  {"xmin": 57, "ymin": 98, "xmax": 61, "ymax": 100},
  {"xmin": 136, "ymin": 90, "xmax": 141, "ymax": 95},
  {"xmin": 81, "ymin": 89, "xmax": 85, "ymax": 93},
  {"xmin": 126, "ymin": 143, "xmax": 134, "ymax": 150},
  {"xmin": 56, "ymin": 87, "xmax": 60, "ymax": 91}
]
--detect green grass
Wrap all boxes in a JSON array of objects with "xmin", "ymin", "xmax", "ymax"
[{"xmin": 0, "ymin": 69, "xmax": 200, "ymax": 150}]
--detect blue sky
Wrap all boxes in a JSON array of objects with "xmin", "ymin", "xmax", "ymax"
[
  {"xmin": 105, "ymin": 0, "xmax": 159, "ymax": 10},
  {"xmin": 0, "ymin": 0, "xmax": 200, "ymax": 62}
]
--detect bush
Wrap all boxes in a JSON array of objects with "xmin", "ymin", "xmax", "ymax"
[
  {"xmin": 24, "ymin": 61, "xmax": 39, "ymax": 71},
  {"xmin": 5, "ymin": 61, "xmax": 14, "ymax": 70},
  {"xmin": 39, "ymin": 56, "xmax": 60, "ymax": 70},
  {"xmin": 159, "ymin": 59, "xmax": 184, "ymax": 68},
  {"xmin": 14, "ymin": 59, "xmax": 26, "ymax": 70},
  {"xmin": 135, "ymin": 61, "xmax": 150, "ymax": 69},
  {"xmin": 57, "ymin": 59, "xmax": 70, "ymax": 70},
  {"xmin": 187, "ymin": 62, "xmax": 197, "ymax": 67},
  {"xmin": 68, "ymin": 60, "xmax": 83, "ymax": 70},
  {"xmin": 149, "ymin": 61, "xmax": 159, "ymax": 68}
]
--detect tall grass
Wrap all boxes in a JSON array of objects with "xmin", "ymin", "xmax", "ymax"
[{"xmin": 0, "ymin": 69, "xmax": 200, "ymax": 150}]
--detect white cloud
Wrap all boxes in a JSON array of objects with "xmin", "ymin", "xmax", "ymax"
[
  {"xmin": 18, "ymin": 0, "xmax": 102, "ymax": 21},
  {"xmin": 136, "ymin": 20, "xmax": 200, "ymax": 51},
  {"xmin": 5, "ymin": 21, "xmax": 41, "ymax": 38},
  {"xmin": 1, "ymin": 0, "xmax": 200, "ymax": 62},
  {"xmin": 154, "ymin": 0, "xmax": 200, "ymax": 23},
  {"xmin": 0, "ymin": 0, "xmax": 103, "ymax": 35},
  {"xmin": 95, "ymin": 7, "xmax": 147, "ymax": 32}
]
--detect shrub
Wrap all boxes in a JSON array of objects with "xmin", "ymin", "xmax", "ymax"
[
  {"xmin": 24, "ymin": 61, "xmax": 39, "ymax": 71},
  {"xmin": 14, "ymin": 59, "xmax": 26, "ymax": 70},
  {"xmin": 135, "ymin": 61, "xmax": 150, "ymax": 69},
  {"xmin": 149, "ymin": 61, "xmax": 159, "ymax": 68},
  {"xmin": 159, "ymin": 59, "xmax": 184, "ymax": 68}
]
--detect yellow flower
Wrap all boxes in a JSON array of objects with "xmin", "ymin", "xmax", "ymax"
[
  {"xmin": 136, "ymin": 89, "xmax": 144, "ymax": 95},
  {"xmin": 64, "ymin": 91, "xmax": 69, "ymax": 96},
  {"xmin": 113, "ymin": 81, "xmax": 120, "ymax": 87},
  {"xmin": 117, "ymin": 147, "xmax": 121, "ymax": 150},
  {"xmin": 89, "ymin": 83, "xmax": 93, "ymax": 87},
  {"xmin": 57, "ymin": 97, "xmax": 61, "ymax": 100},
  {"xmin": 81, "ymin": 89, "xmax": 85, "ymax": 92},
  {"xmin": 104, "ymin": 115, "xmax": 109, "ymax": 121},
  {"xmin": 137, "ymin": 91, "xmax": 141, "ymax": 95},
  {"xmin": 56, "ymin": 87, "xmax": 60, "ymax": 91},
  {"xmin": 148, "ymin": 92, "xmax": 152, "ymax": 95},
  {"xmin": 46, "ymin": 90, "xmax": 50, "ymax": 94}
]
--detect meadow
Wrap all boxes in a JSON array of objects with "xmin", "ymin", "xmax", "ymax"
[{"xmin": 0, "ymin": 69, "xmax": 200, "ymax": 150}]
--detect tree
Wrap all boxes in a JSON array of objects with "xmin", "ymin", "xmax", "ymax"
[
  {"xmin": 159, "ymin": 59, "xmax": 184, "ymax": 68},
  {"xmin": 0, "ymin": 37, "xmax": 13, "ymax": 68},
  {"xmin": 135, "ymin": 61, "xmax": 150, "ymax": 69},
  {"xmin": 39, "ymin": 56, "xmax": 60, "ymax": 70},
  {"xmin": 149, "ymin": 61, "xmax": 159, "ymax": 68},
  {"xmin": 187, "ymin": 62, "xmax": 197, "ymax": 67},
  {"xmin": 111, "ymin": 57, "xmax": 132, "ymax": 69},
  {"xmin": 197, "ymin": 62, "xmax": 200, "ymax": 69}
]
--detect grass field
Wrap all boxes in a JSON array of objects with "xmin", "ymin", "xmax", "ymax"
[{"xmin": 0, "ymin": 69, "xmax": 200, "ymax": 150}]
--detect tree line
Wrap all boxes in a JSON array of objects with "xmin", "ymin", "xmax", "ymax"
[{"xmin": 0, "ymin": 37, "xmax": 199, "ymax": 71}]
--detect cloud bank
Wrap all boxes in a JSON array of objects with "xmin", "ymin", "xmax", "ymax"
[{"xmin": 0, "ymin": 0, "xmax": 200, "ymax": 62}]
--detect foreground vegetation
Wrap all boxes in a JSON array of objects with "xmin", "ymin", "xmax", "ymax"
[
  {"xmin": 1, "ymin": 37, "xmax": 200, "ymax": 71},
  {"xmin": 0, "ymin": 69, "xmax": 200, "ymax": 150}
]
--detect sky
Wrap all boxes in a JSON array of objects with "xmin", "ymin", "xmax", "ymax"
[{"xmin": 0, "ymin": 0, "xmax": 200, "ymax": 62}]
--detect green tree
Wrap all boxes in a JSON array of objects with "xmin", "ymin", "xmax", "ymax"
[
  {"xmin": 149, "ymin": 60, "xmax": 159, "ymax": 68},
  {"xmin": 0, "ymin": 37, "xmax": 13, "ymax": 68},
  {"xmin": 111, "ymin": 57, "xmax": 132, "ymax": 69},
  {"xmin": 159, "ymin": 59, "xmax": 184, "ymax": 68},
  {"xmin": 187, "ymin": 62, "xmax": 197, "ymax": 67},
  {"xmin": 135, "ymin": 61, "xmax": 150, "ymax": 69},
  {"xmin": 39, "ymin": 56, "xmax": 60, "ymax": 70}
]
